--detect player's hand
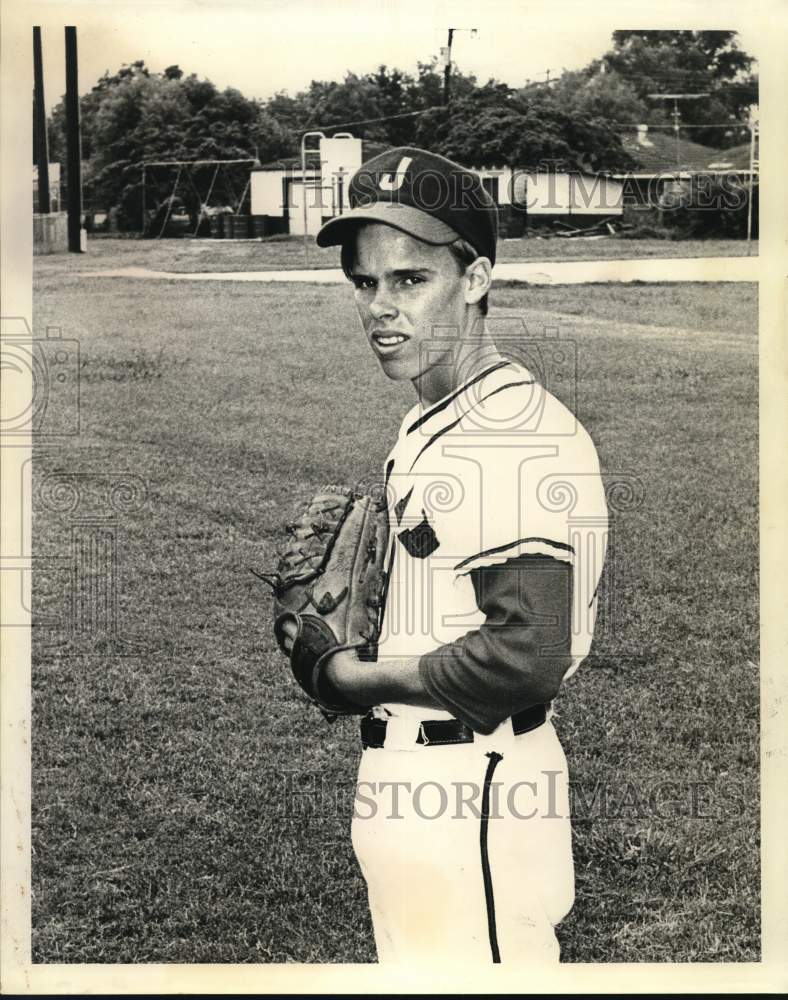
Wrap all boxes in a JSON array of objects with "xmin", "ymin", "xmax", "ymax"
[
  {"xmin": 276, "ymin": 621, "xmax": 366, "ymax": 707},
  {"xmin": 278, "ymin": 623, "xmax": 359, "ymax": 670},
  {"xmin": 280, "ymin": 619, "xmax": 297, "ymax": 654}
]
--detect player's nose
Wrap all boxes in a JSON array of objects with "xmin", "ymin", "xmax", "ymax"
[{"xmin": 368, "ymin": 286, "xmax": 398, "ymax": 320}]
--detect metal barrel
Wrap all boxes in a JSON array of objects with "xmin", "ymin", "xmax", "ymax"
[
  {"xmin": 231, "ymin": 215, "xmax": 250, "ymax": 239},
  {"xmin": 250, "ymin": 215, "xmax": 268, "ymax": 238}
]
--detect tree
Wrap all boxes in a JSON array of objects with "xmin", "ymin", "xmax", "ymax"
[
  {"xmin": 530, "ymin": 63, "xmax": 658, "ymax": 128},
  {"xmin": 260, "ymin": 61, "xmax": 479, "ymax": 149},
  {"xmin": 603, "ymin": 31, "xmax": 757, "ymax": 147},
  {"xmin": 265, "ymin": 90, "xmax": 309, "ymax": 136},
  {"xmin": 301, "ymin": 73, "xmax": 385, "ymax": 138},
  {"xmin": 48, "ymin": 62, "xmax": 288, "ymax": 228},
  {"xmin": 249, "ymin": 111, "xmax": 295, "ymax": 163},
  {"xmin": 429, "ymin": 90, "xmax": 633, "ymax": 172}
]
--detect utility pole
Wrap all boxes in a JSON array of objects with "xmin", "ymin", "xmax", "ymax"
[
  {"xmin": 141, "ymin": 164, "xmax": 147, "ymax": 236},
  {"xmin": 33, "ymin": 27, "xmax": 51, "ymax": 214},
  {"xmin": 746, "ymin": 111, "xmax": 758, "ymax": 255},
  {"xmin": 647, "ymin": 93, "xmax": 709, "ymax": 175},
  {"xmin": 443, "ymin": 28, "xmax": 454, "ymax": 106},
  {"xmin": 64, "ymin": 26, "xmax": 84, "ymax": 252},
  {"xmin": 443, "ymin": 27, "xmax": 478, "ymax": 105}
]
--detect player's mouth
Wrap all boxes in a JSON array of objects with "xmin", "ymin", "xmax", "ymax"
[{"xmin": 371, "ymin": 330, "xmax": 410, "ymax": 354}]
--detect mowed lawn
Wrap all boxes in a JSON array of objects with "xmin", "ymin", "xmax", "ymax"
[
  {"xmin": 30, "ymin": 266, "xmax": 758, "ymax": 964},
  {"xmin": 31, "ymin": 233, "xmax": 758, "ymax": 277}
]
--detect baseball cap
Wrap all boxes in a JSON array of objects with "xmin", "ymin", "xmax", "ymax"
[{"xmin": 316, "ymin": 146, "xmax": 499, "ymax": 266}]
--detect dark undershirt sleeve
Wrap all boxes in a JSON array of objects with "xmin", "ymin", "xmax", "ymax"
[{"xmin": 418, "ymin": 554, "xmax": 573, "ymax": 734}]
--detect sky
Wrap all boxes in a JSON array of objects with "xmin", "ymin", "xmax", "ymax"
[{"xmin": 25, "ymin": 0, "xmax": 762, "ymax": 115}]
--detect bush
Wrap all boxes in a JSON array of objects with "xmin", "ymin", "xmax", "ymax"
[
  {"xmin": 659, "ymin": 176, "xmax": 756, "ymax": 239},
  {"xmin": 620, "ymin": 183, "xmax": 757, "ymax": 240},
  {"xmin": 617, "ymin": 224, "xmax": 671, "ymax": 240}
]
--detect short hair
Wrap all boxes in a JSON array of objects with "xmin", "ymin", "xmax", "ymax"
[{"xmin": 340, "ymin": 233, "xmax": 490, "ymax": 317}]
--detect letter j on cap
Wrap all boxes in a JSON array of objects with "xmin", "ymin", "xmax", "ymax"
[{"xmin": 379, "ymin": 156, "xmax": 413, "ymax": 192}]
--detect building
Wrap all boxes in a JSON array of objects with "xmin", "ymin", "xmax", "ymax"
[
  {"xmin": 250, "ymin": 136, "xmax": 365, "ymax": 237},
  {"xmin": 471, "ymin": 166, "xmax": 623, "ymax": 236},
  {"xmin": 250, "ymin": 136, "xmax": 625, "ymax": 239},
  {"xmin": 704, "ymin": 139, "xmax": 759, "ymax": 174},
  {"xmin": 612, "ymin": 124, "xmax": 759, "ymax": 209}
]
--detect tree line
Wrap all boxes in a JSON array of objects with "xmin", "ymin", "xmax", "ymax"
[{"xmin": 41, "ymin": 30, "xmax": 757, "ymax": 230}]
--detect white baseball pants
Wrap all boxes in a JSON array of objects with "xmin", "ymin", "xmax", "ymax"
[{"xmin": 350, "ymin": 717, "xmax": 575, "ymax": 964}]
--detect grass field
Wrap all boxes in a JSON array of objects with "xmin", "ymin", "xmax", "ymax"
[
  {"xmin": 32, "ymin": 234, "xmax": 758, "ymax": 277},
  {"xmin": 31, "ymin": 261, "xmax": 758, "ymax": 963}
]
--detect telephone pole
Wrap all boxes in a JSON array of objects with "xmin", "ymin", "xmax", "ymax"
[
  {"xmin": 65, "ymin": 26, "xmax": 84, "ymax": 252},
  {"xmin": 443, "ymin": 28, "xmax": 454, "ymax": 105},
  {"xmin": 746, "ymin": 112, "xmax": 758, "ymax": 255},
  {"xmin": 442, "ymin": 27, "xmax": 478, "ymax": 105},
  {"xmin": 33, "ymin": 27, "xmax": 51, "ymax": 214}
]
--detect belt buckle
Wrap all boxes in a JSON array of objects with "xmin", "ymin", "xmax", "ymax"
[{"xmin": 417, "ymin": 722, "xmax": 431, "ymax": 747}]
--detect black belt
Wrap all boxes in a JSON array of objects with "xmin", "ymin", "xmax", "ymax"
[{"xmin": 360, "ymin": 703, "xmax": 548, "ymax": 749}]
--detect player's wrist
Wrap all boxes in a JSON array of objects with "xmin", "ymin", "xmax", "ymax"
[
  {"xmin": 317, "ymin": 650, "xmax": 370, "ymax": 715},
  {"xmin": 324, "ymin": 648, "xmax": 362, "ymax": 691}
]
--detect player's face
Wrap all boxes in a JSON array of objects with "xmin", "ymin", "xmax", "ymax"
[{"xmin": 348, "ymin": 224, "xmax": 468, "ymax": 384}]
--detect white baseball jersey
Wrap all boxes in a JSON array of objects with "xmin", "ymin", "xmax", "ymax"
[{"xmin": 376, "ymin": 357, "xmax": 608, "ymax": 727}]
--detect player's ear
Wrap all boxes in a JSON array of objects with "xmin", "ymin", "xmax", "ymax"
[{"xmin": 464, "ymin": 256, "xmax": 492, "ymax": 308}]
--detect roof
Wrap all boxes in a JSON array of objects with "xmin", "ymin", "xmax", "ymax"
[
  {"xmin": 704, "ymin": 140, "xmax": 758, "ymax": 171},
  {"xmin": 618, "ymin": 128, "xmax": 723, "ymax": 174}
]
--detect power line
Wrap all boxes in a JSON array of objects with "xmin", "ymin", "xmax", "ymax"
[
  {"xmin": 142, "ymin": 158, "xmax": 258, "ymax": 167},
  {"xmin": 308, "ymin": 106, "xmax": 440, "ymax": 133},
  {"xmin": 612, "ymin": 70, "xmax": 755, "ymax": 80},
  {"xmin": 611, "ymin": 121, "xmax": 751, "ymax": 128},
  {"xmin": 604, "ymin": 75, "xmax": 757, "ymax": 90}
]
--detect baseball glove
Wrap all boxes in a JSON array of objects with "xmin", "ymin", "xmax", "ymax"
[{"xmin": 255, "ymin": 486, "xmax": 389, "ymax": 718}]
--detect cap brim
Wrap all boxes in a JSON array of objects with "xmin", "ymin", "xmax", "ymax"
[{"xmin": 316, "ymin": 202, "xmax": 460, "ymax": 248}]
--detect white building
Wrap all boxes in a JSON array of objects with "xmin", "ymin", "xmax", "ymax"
[
  {"xmin": 250, "ymin": 135, "xmax": 363, "ymax": 237},
  {"xmin": 250, "ymin": 137, "xmax": 624, "ymax": 238},
  {"xmin": 471, "ymin": 165, "xmax": 623, "ymax": 235}
]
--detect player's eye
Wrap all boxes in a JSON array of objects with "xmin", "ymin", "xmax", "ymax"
[
  {"xmin": 399, "ymin": 274, "xmax": 425, "ymax": 287},
  {"xmin": 352, "ymin": 276, "xmax": 375, "ymax": 291}
]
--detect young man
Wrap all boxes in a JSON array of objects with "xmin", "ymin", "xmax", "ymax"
[{"xmin": 291, "ymin": 147, "xmax": 608, "ymax": 963}]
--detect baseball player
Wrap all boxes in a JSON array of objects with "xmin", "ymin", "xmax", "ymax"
[{"xmin": 281, "ymin": 147, "xmax": 608, "ymax": 963}]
